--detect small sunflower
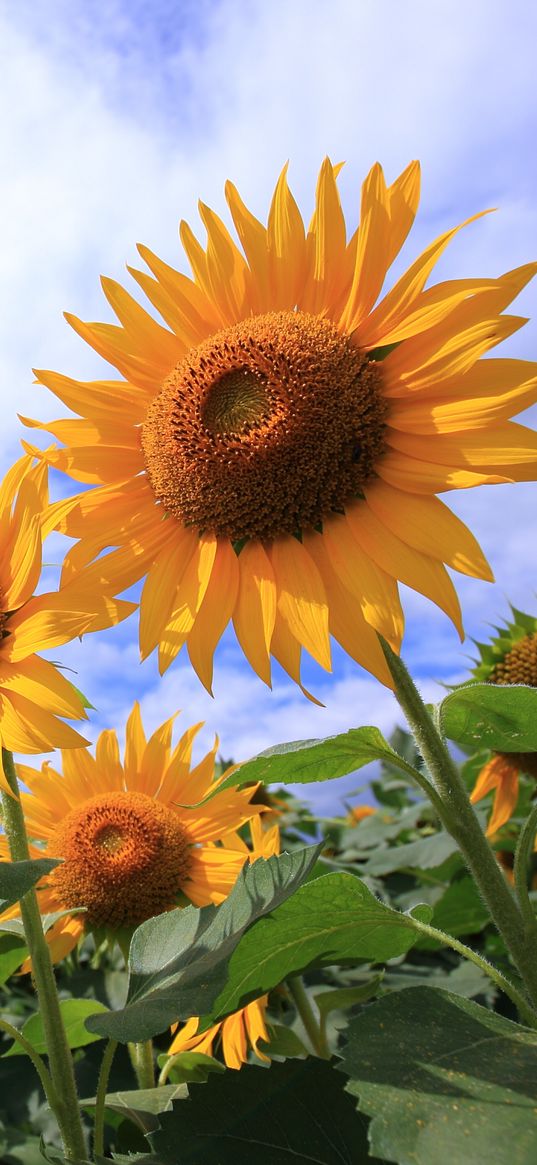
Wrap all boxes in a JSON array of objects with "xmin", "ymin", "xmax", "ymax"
[
  {"xmin": 26, "ymin": 161, "xmax": 537, "ymax": 693},
  {"xmin": 167, "ymin": 817, "xmax": 279, "ymax": 1070},
  {"xmin": 470, "ymin": 608, "xmax": 537, "ymax": 835},
  {"xmin": 0, "ymin": 702, "xmax": 262, "ymax": 963},
  {"xmin": 0, "ymin": 455, "xmax": 133, "ymax": 795}
]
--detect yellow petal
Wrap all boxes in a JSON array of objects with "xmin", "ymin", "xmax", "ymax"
[
  {"xmin": 269, "ymin": 536, "xmax": 331, "ymax": 672},
  {"xmin": 345, "ymin": 502, "xmax": 464, "ymax": 639},
  {"xmin": 188, "ymin": 539, "xmax": 240, "ymax": 693},
  {"xmin": 377, "ymin": 450, "xmax": 511, "ymax": 493},
  {"xmin": 340, "ymin": 162, "xmax": 390, "ymax": 332},
  {"xmin": 123, "ymin": 702, "xmax": 147, "ymax": 785},
  {"xmin": 364, "ymin": 482, "xmax": 493, "ymax": 580},
  {"xmin": 139, "ymin": 528, "xmax": 198, "ymax": 660},
  {"xmin": 322, "ymin": 514, "xmax": 404, "ymax": 651},
  {"xmin": 158, "ymin": 535, "xmax": 218, "ymax": 674},
  {"xmin": 303, "ymin": 529, "xmax": 394, "ymax": 687},
  {"xmin": 232, "ymin": 541, "xmax": 277, "ymax": 687},
  {"xmin": 267, "ymin": 164, "xmax": 306, "ymax": 309}
]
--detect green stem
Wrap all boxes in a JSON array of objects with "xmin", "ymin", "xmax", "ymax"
[
  {"xmin": 128, "ymin": 1039, "xmax": 155, "ymax": 1089},
  {"xmin": 379, "ymin": 641, "xmax": 537, "ymax": 1013},
  {"xmin": 287, "ymin": 976, "xmax": 330, "ymax": 1058},
  {"xmin": 408, "ymin": 917, "xmax": 537, "ymax": 1029},
  {"xmin": 1, "ymin": 750, "xmax": 87, "ymax": 1162},
  {"xmin": 513, "ymin": 803, "xmax": 537, "ymax": 942},
  {"xmin": 0, "ymin": 1016, "xmax": 55, "ymax": 1099},
  {"xmin": 158, "ymin": 1052, "xmax": 183, "ymax": 1087},
  {"xmin": 93, "ymin": 1039, "xmax": 118, "ymax": 1159}
]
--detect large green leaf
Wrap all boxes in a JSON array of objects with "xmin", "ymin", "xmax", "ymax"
[
  {"xmin": 0, "ymin": 859, "xmax": 61, "ymax": 912},
  {"xmin": 360, "ymin": 830, "xmax": 459, "ymax": 875},
  {"xmin": 0, "ymin": 932, "xmax": 28, "ymax": 985},
  {"xmin": 339, "ymin": 986, "xmax": 537, "ymax": 1165},
  {"xmin": 147, "ymin": 1058, "xmax": 381, "ymax": 1164},
  {"xmin": 3, "ymin": 998, "xmax": 109, "ymax": 1057},
  {"xmin": 440, "ymin": 684, "xmax": 537, "ymax": 752},
  {"xmin": 81, "ymin": 1084, "xmax": 187, "ymax": 1135},
  {"xmin": 210, "ymin": 873, "xmax": 429, "ymax": 1022},
  {"xmin": 416, "ymin": 877, "xmax": 490, "ymax": 950},
  {"xmin": 86, "ymin": 845, "xmax": 321, "ymax": 1044},
  {"xmin": 215, "ymin": 727, "xmax": 417, "ymax": 793}
]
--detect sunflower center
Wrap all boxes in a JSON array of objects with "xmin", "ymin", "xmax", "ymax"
[
  {"xmin": 142, "ymin": 310, "xmax": 387, "ymax": 541},
  {"xmin": 490, "ymin": 634, "xmax": 537, "ymax": 687},
  {"xmin": 49, "ymin": 791, "xmax": 192, "ymax": 929}
]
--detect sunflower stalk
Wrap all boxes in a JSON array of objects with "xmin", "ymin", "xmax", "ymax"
[
  {"xmin": 128, "ymin": 1038, "xmax": 156, "ymax": 1089},
  {"xmin": 287, "ymin": 975, "xmax": 330, "ymax": 1059},
  {"xmin": 513, "ymin": 803, "xmax": 537, "ymax": 943},
  {"xmin": 379, "ymin": 642, "xmax": 537, "ymax": 1015},
  {"xmin": 0, "ymin": 749, "xmax": 88, "ymax": 1162}
]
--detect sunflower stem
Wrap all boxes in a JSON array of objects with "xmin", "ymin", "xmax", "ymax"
[
  {"xmin": 128, "ymin": 1039, "xmax": 156, "ymax": 1089},
  {"xmin": 287, "ymin": 976, "xmax": 330, "ymax": 1058},
  {"xmin": 0, "ymin": 1016, "xmax": 56, "ymax": 1099},
  {"xmin": 93, "ymin": 1038, "xmax": 118, "ymax": 1158},
  {"xmin": 0, "ymin": 749, "xmax": 88, "ymax": 1162},
  {"xmin": 513, "ymin": 803, "xmax": 537, "ymax": 943},
  {"xmin": 378, "ymin": 642, "xmax": 537, "ymax": 1015}
]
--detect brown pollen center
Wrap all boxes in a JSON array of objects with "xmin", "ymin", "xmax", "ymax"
[
  {"xmin": 49, "ymin": 791, "xmax": 192, "ymax": 929},
  {"xmin": 141, "ymin": 310, "xmax": 387, "ymax": 541},
  {"xmin": 490, "ymin": 634, "xmax": 537, "ymax": 688}
]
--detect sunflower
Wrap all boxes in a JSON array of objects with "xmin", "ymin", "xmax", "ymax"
[
  {"xmin": 470, "ymin": 607, "xmax": 537, "ymax": 835},
  {"xmin": 0, "ymin": 455, "xmax": 133, "ymax": 795},
  {"xmin": 167, "ymin": 817, "xmax": 279, "ymax": 1070},
  {"xmin": 0, "ymin": 702, "xmax": 262, "ymax": 963},
  {"xmin": 25, "ymin": 160, "xmax": 537, "ymax": 693}
]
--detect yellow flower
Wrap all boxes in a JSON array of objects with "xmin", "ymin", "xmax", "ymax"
[
  {"xmin": 167, "ymin": 818, "xmax": 279, "ymax": 1070},
  {"xmin": 26, "ymin": 161, "xmax": 537, "ymax": 694},
  {"xmin": 470, "ymin": 753, "xmax": 521, "ymax": 837},
  {"xmin": 469, "ymin": 607, "xmax": 537, "ymax": 834},
  {"xmin": 0, "ymin": 455, "xmax": 133, "ymax": 795},
  {"xmin": 347, "ymin": 804, "xmax": 376, "ymax": 825},
  {"xmin": 0, "ymin": 702, "xmax": 262, "ymax": 963}
]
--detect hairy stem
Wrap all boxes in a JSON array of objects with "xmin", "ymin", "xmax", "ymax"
[
  {"xmin": 287, "ymin": 976, "xmax": 330, "ymax": 1058},
  {"xmin": 1, "ymin": 749, "xmax": 87, "ymax": 1162},
  {"xmin": 379, "ymin": 641, "xmax": 537, "ymax": 1013},
  {"xmin": 128, "ymin": 1039, "xmax": 155, "ymax": 1089},
  {"xmin": 93, "ymin": 1039, "xmax": 118, "ymax": 1159}
]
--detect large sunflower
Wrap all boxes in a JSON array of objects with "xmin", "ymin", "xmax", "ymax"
[
  {"xmin": 26, "ymin": 160, "xmax": 537, "ymax": 692},
  {"xmin": 0, "ymin": 455, "xmax": 133, "ymax": 794},
  {"xmin": 0, "ymin": 702, "xmax": 262, "ymax": 963},
  {"xmin": 166, "ymin": 817, "xmax": 279, "ymax": 1071}
]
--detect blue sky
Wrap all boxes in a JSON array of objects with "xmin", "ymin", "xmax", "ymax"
[{"xmin": 1, "ymin": 0, "xmax": 536, "ymax": 811}]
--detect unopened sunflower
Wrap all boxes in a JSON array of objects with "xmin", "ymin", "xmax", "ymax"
[
  {"xmin": 167, "ymin": 817, "xmax": 279, "ymax": 1070},
  {"xmin": 470, "ymin": 608, "xmax": 537, "ymax": 835},
  {"xmin": 0, "ymin": 702, "xmax": 262, "ymax": 963},
  {"xmin": 0, "ymin": 455, "xmax": 133, "ymax": 794},
  {"xmin": 27, "ymin": 161, "xmax": 537, "ymax": 693}
]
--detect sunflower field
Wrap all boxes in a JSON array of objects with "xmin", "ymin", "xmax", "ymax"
[{"xmin": 1, "ymin": 157, "xmax": 537, "ymax": 1165}]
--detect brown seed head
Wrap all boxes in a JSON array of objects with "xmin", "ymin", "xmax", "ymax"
[{"xmin": 141, "ymin": 310, "xmax": 387, "ymax": 541}]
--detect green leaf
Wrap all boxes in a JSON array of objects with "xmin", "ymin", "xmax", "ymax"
[
  {"xmin": 0, "ymin": 932, "xmax": 28, "ymax": 985},
  {"xmin": 3, "ymin": 998, "xmax": 109, "ymax": 1057},
  {"xmin": 216, "ymin": 727, "xmax": 417, "ymax": 793},
  {"xmin": 261, "ymin": 1023, "xmax": 308, "ymax": 1058},
  {"xmin": 339, "ymin": 986, "xmax": 537, "ymax": 1165},
  {"xmin": 147, "ymin": 1058, "xmax": 381, "ymax": 1164},
  {"xmin": 210, "ymin": 872, "xmax": 427, "ymax": 1022},
  {"xmin": 440, "ymin": 683, "xmax": 537, "ymax": 752},
  {"xmin": 80, "ymin": 1085, "xmax": 187, "ymax": 1135},
  {"xmin": 86, "ymin": 845, "xmax": 322, "ymax": 1044},
  {"xmin": 314, "ymin": 976, "xmax": 384, "ymax": 1023},
  {"xmin": 360, "ymin": 830, "xmax": 459, "ymax": 875},
  {"xmin": 417, "ymin": 878, "xmax": 490, "ymax": 950},
  {"xmin": 155, "ymin": 1051, "xmax": 226, "ymax": 1085},
  {"xmin": 0, "ymin": 859, "xmax": 61, "ymax": 912}
]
